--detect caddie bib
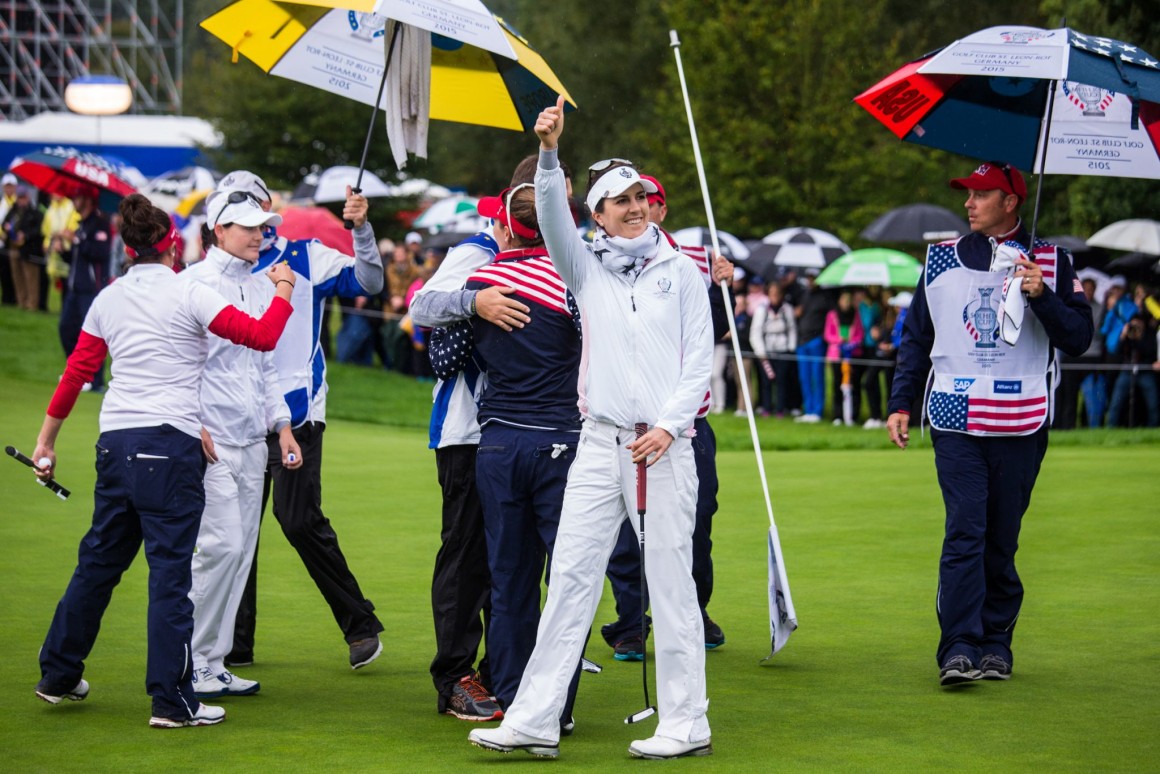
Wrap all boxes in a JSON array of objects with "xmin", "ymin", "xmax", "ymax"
[{"xmin": 923, "ymin": 238, "xmax": 1060, "ymax": 436}]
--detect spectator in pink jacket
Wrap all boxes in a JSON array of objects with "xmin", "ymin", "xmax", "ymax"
[{"xmin": 824, "ymin": 291, "xmax": 864, "ymax": 423}]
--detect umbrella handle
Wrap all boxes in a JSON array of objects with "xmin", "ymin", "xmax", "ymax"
[
  {"xmin": 343, "ymin": 186, "xmax": 363, "ymax": 230},
  {"xmin": 346, "ymin": 20, "xmax": 403, "ymax": 230}
]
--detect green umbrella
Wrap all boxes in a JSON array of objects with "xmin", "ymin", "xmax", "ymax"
[{"xmin": 815, "ymin": 248, "xmax": 922, "ymax": 288}]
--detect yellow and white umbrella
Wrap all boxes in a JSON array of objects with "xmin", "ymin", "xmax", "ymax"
[{"xmin": 200, "ymin": 0, "xmax": 576, "ymax": 132}]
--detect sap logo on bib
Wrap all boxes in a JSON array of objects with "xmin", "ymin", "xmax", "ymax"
[
  {"xmin": 953, "ymin": 378, "xmax": 975, "ymax": 392},
  {"xmin": 994, "ymin": 380, "xmax": 1022, "ymax": 394}
]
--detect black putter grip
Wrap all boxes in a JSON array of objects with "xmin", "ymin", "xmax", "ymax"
[
  {"xmin": 6, "ymin": 446, "xmax": 71, "ymax": 499},
  {"xmin": 343, "ymin": 187, "xmax": 361, "ymax": 230},
  {"xmin": 6, "ymin": 445, "xmax": 35, "ymax": 467}
]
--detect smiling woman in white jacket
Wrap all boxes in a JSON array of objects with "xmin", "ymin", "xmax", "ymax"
[
  {"xmin": 181, "ymin": 192, "xmax": 303, "ymax": 700},
  {"xmin": 469, "ymin": 97, "xmax": 714, "ymax": 761}
]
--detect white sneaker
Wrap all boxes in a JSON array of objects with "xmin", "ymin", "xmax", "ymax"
[
  {"xmin": 469, "ymin": 725, "xmax": 559, "ymax": 758},
  {"xmin": 628, "ymin": 735, "xmax": 713, "ymax": 759},
  {"xmin": 36, "ymin": 678, "xmax": 89, "ymax": 704},
  {"xmin": 149, "ymin": 703, "xmax": 226, "ymax": 728},
  {"xmin": 863, "ymin": 418, "xmax": 884, "ymax": 429},
  {"xmin": 794, "ymin": 413, "xmax": 821, "ymax": 423},
  {"xmin": 192, "ymin": 667, "xmax": 260, "ymax": 698},
  {"xmin": 832, "ymin": 418, "xmax": 843, "ymax": 426}
]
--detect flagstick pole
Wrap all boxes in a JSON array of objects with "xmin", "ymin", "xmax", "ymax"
[
  {"xmin": 668, "ymin": 30, "xmax": 776, "ymax": 530},
  {"xmin": 345, "ymin": 20, "xmax": 402, "ymax": 229},
  {"xmin": 1027, "ymin": 79, "xmax": 1058, "ymax": 245},
  {"xmin": 670, "ymin": 29, "xmax": 797, "ymax": 655}
]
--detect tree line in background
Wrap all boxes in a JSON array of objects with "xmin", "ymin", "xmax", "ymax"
[{"xmin": 183, "ymin": 0, "xmax": 1160, "ymax": 244}]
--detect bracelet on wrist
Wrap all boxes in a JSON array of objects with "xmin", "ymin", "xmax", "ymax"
[{"xmin": 277, "ymin": 279, "xmax": 295, "ymax": 289}]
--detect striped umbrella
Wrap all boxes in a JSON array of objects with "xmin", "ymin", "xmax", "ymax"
[{"xmin": 744, "ymin": 226, "xmax": 850, "ymax": 276}]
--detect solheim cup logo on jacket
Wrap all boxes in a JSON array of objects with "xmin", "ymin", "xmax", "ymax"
[{"xmin": 653, "ymin": 276, "xmax": 674, "ymax": 300}]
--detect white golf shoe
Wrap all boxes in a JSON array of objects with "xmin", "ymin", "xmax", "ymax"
[
  {"xmin": 149, "ymin": 703, "xmax": 226, "ymax": 728},
  {"xmin": 628, "ymin": 735, "xmax": 713, "ymax": 759},
  {"xmin": 192, "ymin": 667, "xmax": 260, "ymax": 698},
  {"xmin": 35, "ymin": 678, "xmax": 89, "ymax": 704},
  {"xmin": 468, "ymin": 725, "xmax": 559, "ymax": 758}
]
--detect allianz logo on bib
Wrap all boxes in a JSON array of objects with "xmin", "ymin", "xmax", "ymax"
[
  {"xmin": 994, "ymin": 380, "xmax": 1023, "ymax": 394},
  {"xmin": 953, "ymin": 378, "xmax": 975, "ymax": 392}
]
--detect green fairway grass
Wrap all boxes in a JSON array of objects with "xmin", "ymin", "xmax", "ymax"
[{"xmin": 1, "ymin": 305, "xmax": 1157, "ymax": 771}]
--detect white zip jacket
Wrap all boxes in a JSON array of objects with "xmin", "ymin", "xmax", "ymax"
[
  {"xmin": 182, "ymin": 246, "xmax": 290, "ymax": 446},
  {"xmin": 535, "ymin": 151, "xmax": 712, "ymax": 439}
]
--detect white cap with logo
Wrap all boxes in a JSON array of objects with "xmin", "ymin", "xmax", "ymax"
[
  {"xmin": 585, "ymin": 166, "xmax": 658, "ymax": 214},
  {"xmin": 216, "ymin": 170, "xmax": 271, "ymax": 203},
  {"xmin": 206, "ymin": 190, "xmax": 282, "ymax": 228}
]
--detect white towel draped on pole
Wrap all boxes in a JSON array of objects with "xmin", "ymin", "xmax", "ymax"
[
  {"xmin": 383, "ymin": 20, "xmax": 431, "ymax": 169},
  {"xmin": 990, "ymin": 240, "xmax": 1028, "ymax": 345}
]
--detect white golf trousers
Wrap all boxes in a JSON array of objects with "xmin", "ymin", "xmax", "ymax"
[
  {"xmin": 502, "ymin": 419, "xmax": 710, "ymax": 744},
  {"xmin": 189, "ymin": 441, "xmax": 265, "ymax": 674}
]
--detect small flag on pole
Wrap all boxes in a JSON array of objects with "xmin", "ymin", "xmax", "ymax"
[{"xmin": 766, "ymin": 524, "xmax": 797, "ymax": 658}]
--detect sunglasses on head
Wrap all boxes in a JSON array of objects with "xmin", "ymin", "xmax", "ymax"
[
  {"xmin": 988, "ymin": 161, "xmax": 1019, "ymax": 197},
  {"xmin": 588, "ymin": 158, "xmax": 634, "ymax": 173},
  {"xmin": 587, "ymin": 159, "xmax": 637, "ymax": 190},
  {"xmin": 213, "ymin": 190, "xmax": 264, "ymax": 227}
]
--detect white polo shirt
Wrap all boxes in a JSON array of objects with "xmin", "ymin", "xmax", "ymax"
[{"xmin": 82, "ymin": 263, "xmax": 229, "ymax": 437}]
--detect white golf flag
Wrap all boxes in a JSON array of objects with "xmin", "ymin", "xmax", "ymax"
[{"xmin": 766, "ymin": 524, "xmax": 798, "ymax": 658}]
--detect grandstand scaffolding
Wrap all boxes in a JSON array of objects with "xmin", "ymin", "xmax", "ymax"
[{"xmin": 0, "ymin": 0, "xmax": 184, "ymax": 120}]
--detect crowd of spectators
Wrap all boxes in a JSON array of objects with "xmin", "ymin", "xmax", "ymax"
[
  {"xmin": 724, "ymin": 267, "xmax": 914, "ymax": 428},
  {"xmin": 4, "ymin": 171, "xmax": 1156, "ymax": 429}
]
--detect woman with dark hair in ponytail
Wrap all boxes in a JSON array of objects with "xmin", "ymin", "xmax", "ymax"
[
  {"xmin": 28, "ymin": 193, "xmax": 296, "ymax": 729},
  {"xmin": 429, "ymin": 182, "xmax": 584, "ymax": 725}
]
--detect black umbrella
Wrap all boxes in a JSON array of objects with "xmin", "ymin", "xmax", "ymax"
[
  {"xmin": 1104, "ymin": 251, "xmax": 1160, "ymax": 279},
  {"xmin": 860, "ymin": 203, "xmax": 969, "ymax": 244}
]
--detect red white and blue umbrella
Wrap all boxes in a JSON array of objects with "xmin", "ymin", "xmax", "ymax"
[
  {"xmin": 855, "ymin": 26, "xmax": 1160, "ymax": 179},
  {"xmin": 9, "ymin": 146, "xmax": 139, "ymax": 213}
]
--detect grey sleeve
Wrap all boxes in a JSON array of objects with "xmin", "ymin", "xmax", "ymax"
[
  {"xmin": 409, "ymin": 288, "xmax": 478, "ymax": 328},
  {"xmin": 352, "ymin": 223, "xmax": 384, "ymax": 294}
]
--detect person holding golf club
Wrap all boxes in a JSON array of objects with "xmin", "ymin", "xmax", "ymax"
[
  {"xmin": 469, "ymin": 96, "xmax": 714, "ymax": 760},
  {"xmin": 887, "ymin": 162, "xmax": 1092, "ymax": 686},
  {"xmin": 29, "ymin": 193, "xmax": 297, "ymax": 727}
]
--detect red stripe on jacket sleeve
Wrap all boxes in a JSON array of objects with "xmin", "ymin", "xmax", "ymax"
[
  {"xmin": 207, "ymin": 296, "xmax": 292, "ymax": 351},
  {"xmin": 47, "ymin": 331, "xmax": 108, "ymax": 419}
]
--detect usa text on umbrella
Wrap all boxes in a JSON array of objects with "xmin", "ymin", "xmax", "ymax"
[{"xmin": 9, "ymin": 146, "xmax": 139, "ymax": 213}]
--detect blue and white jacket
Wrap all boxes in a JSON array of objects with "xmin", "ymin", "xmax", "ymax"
[{"xmin": 252, "ymin": 224, "xmax": 382, "ymax": 428}]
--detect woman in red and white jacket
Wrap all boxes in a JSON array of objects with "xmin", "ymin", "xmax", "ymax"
[{"xmin": 29, "ymin": 193, "xmax": 296, "ymax": 729}]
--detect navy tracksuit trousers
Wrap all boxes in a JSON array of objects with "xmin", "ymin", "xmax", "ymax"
[
  {"xmin": 931, "ymin": 427, "xmax": 1049, "ymax": 667},
  {"xmin": 475, "ymin": 424, "xmax": 580, "ymax": 715},
  {"xmin": 39, "ymin": 425, "xmax": 206, "ymax": 720}
]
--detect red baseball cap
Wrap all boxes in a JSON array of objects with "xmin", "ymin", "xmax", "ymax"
[
  {"xmin": 477, "ymin": 184, "xmax": 538, "ymax": 240},
  {"xmin": 640, "ymin": 174, "xmax": 665, "ymax": 207},
  {"xmin": 949, "ymin": 162, "xmax": 1027, "ymax": 201}
]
